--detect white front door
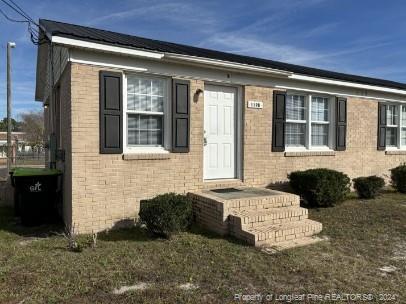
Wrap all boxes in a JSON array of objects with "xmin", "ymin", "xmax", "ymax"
[{"xmin": 204, "ymin": 85, "xmax": 237, "ymax": 180}]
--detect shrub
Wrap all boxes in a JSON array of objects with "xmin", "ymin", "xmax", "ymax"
[
  {"xmin": 139, "ymin": 193, "xmax": 193, "ymax": 238},
  {"xmin": 353, "ymin": 176, "xmax": 385, "ymax": 199},
  {"xmin": 288, "ymin": 168, "xmax": 350, "ymax": 207},
  {"xmin": 390, "ymin": 164, "xmax": 406, "ymax": 193}
]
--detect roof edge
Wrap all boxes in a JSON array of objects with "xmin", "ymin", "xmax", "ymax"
[
  {"xmin": 51, "ymin": 35, "xmax": 406, "ymax": 96},
  {"xmin": 39, "ymin": 18, "xmax": 406, "ymax": 92}
]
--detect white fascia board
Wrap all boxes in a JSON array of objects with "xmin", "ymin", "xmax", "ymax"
[
  {"xmin": 162, "ymin": 55, "xmax": 406, "ymax": 96},
  {"xmin": 276, "ymin": 85, "xmax": 406, "ymax": 103},
  {"xmin": 54, "ymin": 35, "xmax": 406, "ymax": 96},
  {"xmin": 62, "ymin": 38, "xmax": 291, "ymax": 77},
  {"xmin": 164, "ymin": 53, "xmax": 292, "ymax": 77},
  {"xmin": 289, "ymin": 74, "xmax": 406, "ymax": 96},
  {"xmin": 69, "ymin": 58, "xmax": 148, "ymax": 72},
  {"xmin": 51, "ymin": 36, "xmax": 164, "ymax": 59}
]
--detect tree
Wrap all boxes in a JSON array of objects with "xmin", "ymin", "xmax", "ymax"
[
  {"xmin": 0, "ymin": 117, "xmax": 23, "ymax": 132},
  {"xmin": 20, "ymin": 111, "xmax": 44, "ymax": 148}
]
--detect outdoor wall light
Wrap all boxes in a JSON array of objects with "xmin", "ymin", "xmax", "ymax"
[{"xmin": 194, "ymin": 88, "xmax": 203, "ymax": 103}]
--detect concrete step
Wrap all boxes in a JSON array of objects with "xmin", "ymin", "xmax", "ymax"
[
  {"xmin": 232, "ymin": 219, "xmax": 323, "ymax": 246},
  {"xmin": 190, "ymin": 187, "xmax": 322, "ymax": 250},
  {"xmin": 230, "ymin": 207, "xmax": 308, "ymax": 228},
  {"xmin": 225, "ymin": 192, "xmax": 301, "ymax": 211}
]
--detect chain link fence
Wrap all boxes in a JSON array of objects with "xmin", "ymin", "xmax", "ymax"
[
  {"xmin": 11, "ymin": 151, "xmax": 45, "ymax": 167},
  {"xmin": 0, "ymin": 145, "xmax": 45, "ymax": 179}
]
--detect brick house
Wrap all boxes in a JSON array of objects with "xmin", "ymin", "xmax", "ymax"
[{"xmin": 35, "ymin": 19, "xmax": 406, "ymax": 238}]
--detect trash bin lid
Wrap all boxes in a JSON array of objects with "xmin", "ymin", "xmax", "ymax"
[{"xmin": 11, "ymin": 167, "xmax": 62, "ymax": 177}]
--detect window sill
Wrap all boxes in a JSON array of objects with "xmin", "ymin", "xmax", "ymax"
[
  {"xmin": 284, "ymin": 151, "xmax": 336, "ymax": 157},
  {"xmin": 123, "ymin": 153, "xmax": 171, "ymax": 160},
  {"xmin": 385, "ymin": 150, "xmax": 406, "ymax": 155}
]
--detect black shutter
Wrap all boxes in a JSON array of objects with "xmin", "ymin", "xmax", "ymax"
[
  {"xmin": 172, "ymin": 79, "xmax": 190, "ymax": 153},
  {"xmin": 99, "ymin": 71, "xmax": 123, "ymax": 154},
  {"xmin": 272, "ymin": 91, "xmax": 286, "ymax": 152},
  {"xmin": 335, "ymin": 97, "xmax": 347, "ymax": 151},
  {"xmin": 377, "ymin": 102, "xmax": 387, "ymax": 150}
]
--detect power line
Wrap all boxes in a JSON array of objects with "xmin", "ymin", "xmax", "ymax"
[
  {"xmin": 0, "ymin": 0, "xmax": 28, "ymax": 21},
  {"xmin": 1, "ymin": 0, "xmax": 40, "ymax": 37},
  {"xmin": 0, "ymin": 0, "xmax": 47, "ymax": 45},
  {"xmin": 0, "ymin": 7, "xmax": 27, "ymax": 23},
  {"xmin": 7, "ymin": 0, "xmax": 37, "ymax": 25}
]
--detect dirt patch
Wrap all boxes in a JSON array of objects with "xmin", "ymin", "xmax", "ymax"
[
  {"xmin": 261, "ymin": 247, "xmax": 278, "ymax": 255},
  {"xmin": 112, "ymin": 283, "xmax": 150, "ymax": 295},
  {"xmin": 379, "ymin": 266, "xmax": 397, "ymax": 275},
  {"xmin": 178, "ymin": 283, "xmax": 199, "ymax": 290},
  {"xmin": 18, "ymin": 237, "xmax": 39, "ymax": 246}
]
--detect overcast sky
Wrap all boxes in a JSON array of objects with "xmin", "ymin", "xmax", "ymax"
[{"xmin": 0, "ymin": 0, "xmax": 405, "ymax": 118}]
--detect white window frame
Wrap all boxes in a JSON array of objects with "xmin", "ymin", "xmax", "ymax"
[
  {"xmin": 123, "ymin": 73, "xmax": 171, "ymax": 154},
  {"xmin": 385, "ymin": 103, "xmax": 406, "ymax": 150},
  {"xmin": 285, "ymin": 94, "xmax": 307, "ymax": 148},
  {"xmin": 401, "ymin": 105, "xmax": 406, "ymax": 148},
  {"xmin": 285, "ymin": 91, "xmax": 335, "ymax": 151}
]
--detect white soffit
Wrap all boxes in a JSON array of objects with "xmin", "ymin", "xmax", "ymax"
[
  {"xmin": 289, "ymin": 74, "xmax": 406, "ymax": 96},
  {"xmin": 275, "ymin": 85, "xmax": 406, "ymax": 103},
  {"xmin": 51, "ymin": 36, "xmax": 164, "ymax": 59},
  {"xmin": 164, "ymin": 53, "xmax": 292, "ymax": 77}
]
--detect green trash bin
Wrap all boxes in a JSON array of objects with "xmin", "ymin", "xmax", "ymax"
[{"xmin": 11, "ymin": 168, "xmax": 62, "ymax": 226}]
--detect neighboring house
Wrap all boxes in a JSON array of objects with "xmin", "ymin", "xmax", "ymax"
[
  {"xmin": 0, "ymin": 132, "xmax": 29, "ymax": 158},
  {"xmin": 35, "ymin": 19, "xmax": 406, "ymax": 234}
]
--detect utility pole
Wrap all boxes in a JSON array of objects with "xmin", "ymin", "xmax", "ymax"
[{"xmin": 7, "ymin": 42, "xmax": 16, "ymax": 172}]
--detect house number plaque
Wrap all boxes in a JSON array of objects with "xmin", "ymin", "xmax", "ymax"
[{"xmin": 247, "ymin": 100, "xmax": 263, "ymax": 109}]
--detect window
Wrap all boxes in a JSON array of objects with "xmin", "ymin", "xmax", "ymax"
[
  {"xmin": 285, "ymin": 93, "xmax": 334, "ymax": 150},
  {"xmin": 386, "ymin": 105, "xmax": 398, "ymax": 147},
  {"xmin": 385, "ymin": 104, "xmax": 406, "ymax": 149},
  {"xmin": 286, "ymin": 95, "xmax": 306, "ymax": 147},
  {"xmin": 125, "ymin": 75, "xmax": 167, "ymax": 149},
  {"xmin": 402, "ymin": 106, "xmax": 406, "ymax": 146},
  {"xmin": 311, "ymin": 96, "xmax": 329, "ymax": 146}
]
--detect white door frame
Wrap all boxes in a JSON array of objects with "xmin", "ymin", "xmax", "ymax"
[{"xmin": 203, "ymin": 82, "xmax": 243, "ymax": 180}]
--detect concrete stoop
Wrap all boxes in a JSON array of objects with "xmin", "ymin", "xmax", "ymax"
[{"xmin": 189, "ymin": 187, "xmax": 322, "ymax": 249}]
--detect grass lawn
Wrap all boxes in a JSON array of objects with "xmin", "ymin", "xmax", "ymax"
[{"xmin": 0, "ymin": 191, "xmax": 405, "ymax": 303}]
